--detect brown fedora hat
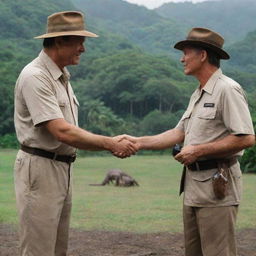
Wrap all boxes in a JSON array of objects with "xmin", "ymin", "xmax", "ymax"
[
  {"xmin": 174, "ymin": 27, "xmax": 229, "ymax": 59},
  {"xmin": 35, "ymin": 11, "xmax": 98, "ymax": 39}
]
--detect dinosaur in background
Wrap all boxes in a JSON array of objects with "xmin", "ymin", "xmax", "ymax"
[{"xmin": 90, "ymin": 169, "xmax": 139, "ymax": 187}]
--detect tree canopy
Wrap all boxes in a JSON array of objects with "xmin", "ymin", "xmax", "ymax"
[{"xmin": 0, "ymin": 0, "xmax": 255, "ymax": 172}]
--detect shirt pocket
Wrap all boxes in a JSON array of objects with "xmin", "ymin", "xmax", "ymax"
[
  {"xmin": 190, "ymin": 169, "xmax": 215, "ymax": 182},
  {"xmin": 186, "ymin": 169, "xmax": 217, "ymax": 204},
  {"xmin": 197, "ymin": 107, "xmax": 217, "ymax": 120},
  {"xmin": 195, "ymin": 108, "xmax": 218, "ymax": 136}
]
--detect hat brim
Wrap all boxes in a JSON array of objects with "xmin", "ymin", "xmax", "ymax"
[
  {"xmin": 174, "ymin": 40, "xmax": 230, "ymax": 60},
  {"xmin": 34, "ymin": 30, "xmax": 98, "ymax": 39}
]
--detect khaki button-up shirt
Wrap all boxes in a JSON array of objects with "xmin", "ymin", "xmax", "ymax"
[
  {"xmin": 14, "ymin": 50, "xmax": 79, "ymax": 155},
  {"xmin": 176, "ymin": 69, "xmax": 254, "ymax": 207}
]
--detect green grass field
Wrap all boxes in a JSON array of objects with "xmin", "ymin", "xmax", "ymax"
[{"xmin": 0, "ymin": 150, "xmax": 255, "ymax": 233}]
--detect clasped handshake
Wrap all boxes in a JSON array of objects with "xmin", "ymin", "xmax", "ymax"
[{"xmin": 111, "ymin": 134, "xmax": 139, "ymax": 158}]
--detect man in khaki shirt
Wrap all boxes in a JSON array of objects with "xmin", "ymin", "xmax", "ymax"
[
  {"xmin": 14, "ymin": 11, "xmax": 137, "ymax": 256},
  {"xmin": 119, "ymin": 28, "xmax": 255, "ymax": 256}
]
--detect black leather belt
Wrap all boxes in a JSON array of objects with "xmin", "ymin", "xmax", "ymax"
[
  {"xmin": 187, "ymin": 158, "xmax": 237, "ymax": 171},
  {"xmin": 20, "ymin": 145, "xmax": 76, "ymax": 164}
]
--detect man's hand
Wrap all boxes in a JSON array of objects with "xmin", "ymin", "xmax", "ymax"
[
  {"xmin": 174, "ymin": 134, "xmax": 255, "ymax": 165},
  {"xmin": 112, "ymin": 130, "xmax": 185, "ymax": 157},
  {"xmin": 174, "ymin": 144, "xmax": 199, "ymax": 165},
  {"xmin": 111, "ymin": 135, "xmax": 139, "ymax": 158},
  {"xmin": 115, "ymin": 134, "xmax": 140, "ymax": 144}
]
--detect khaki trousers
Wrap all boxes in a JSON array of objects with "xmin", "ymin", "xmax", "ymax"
[
  {"xmin": 14, "ymin": 150, "xmax": 72, "ymax": 256},
  {"xmin": 183, "ymin": 205, "xmax": 238, "ymax": 256}
]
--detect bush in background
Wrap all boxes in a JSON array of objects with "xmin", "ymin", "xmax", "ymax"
[{"xmin": 0, "ymin": 133, "xmax": 19, "ymax": 149}]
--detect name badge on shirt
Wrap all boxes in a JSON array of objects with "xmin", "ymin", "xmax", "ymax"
[{"xmin": 204, "ymin": 103, "xmax": 215, "ymax": 108}]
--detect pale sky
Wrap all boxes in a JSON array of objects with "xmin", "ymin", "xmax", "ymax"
[{"xmin": 124, "ymin": 0, "xmax": 211, "ymax": 9}]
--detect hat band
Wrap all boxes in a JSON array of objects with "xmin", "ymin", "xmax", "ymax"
[
  {"xmin": 48, "ymin": 23, "xmax": 85, "ymax": 33},
  {"xmin": 187, "ymin": 36, "xmax": 222, "ymax": 48}
]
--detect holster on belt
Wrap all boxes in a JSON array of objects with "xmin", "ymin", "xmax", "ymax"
[{"xmin": 212, "ymin": 161, "xmax": 229, "ymax": 200}]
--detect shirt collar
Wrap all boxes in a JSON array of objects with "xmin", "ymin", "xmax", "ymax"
[
  {"xmin": 202, "ymin": 68, "xmax": 222, "ymax": 95},
  {"xmin": 39, "ymin": 50, "xmax": 70, "ymax": 81}
]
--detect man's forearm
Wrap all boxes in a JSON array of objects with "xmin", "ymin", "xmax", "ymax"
[
  {"xmin": 175, "ymin": 134, "xmax": 255, "ymax": 165},
  {"xmin": 195, "ymin": 134, "xmax": 255, "ymax": 159},
  {"xmin": 137, "ymin": 128, "xmax": 185, "ymax": 150},
  {"xmin": 55, "ymin": 122, "xmax": 113, "ymax": 151},
  {"xmin": 45, "ymin": 118, "xmax": 132, "ymax": 153}
]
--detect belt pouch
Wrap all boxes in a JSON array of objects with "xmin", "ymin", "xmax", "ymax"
[{"xmin": 212, "ymin": 162, "xmax": 228, "ymax": 200}]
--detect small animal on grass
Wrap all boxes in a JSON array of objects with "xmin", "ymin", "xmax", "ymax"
[
  {"xmin": 117, "ymin": 174, "xmax": 139, "ymax": 187},
  {"xmin": 90, "ymin": 169, "xmax": 139, "ymax": 187}
]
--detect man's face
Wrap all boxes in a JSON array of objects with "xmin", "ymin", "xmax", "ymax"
[
  {"xmin": 180, "ymin": 46, "xmax": 203, "ymax": 76},
  {"xmin": 58, "ymin": 36, "xmax": 85, "ymax": 67}
]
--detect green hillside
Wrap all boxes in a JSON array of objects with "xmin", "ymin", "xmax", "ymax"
[
  {"xmin": 0, "ymin": 0, "xmax": 75, "ymax": 40},
  {"xmin": 156, "ymin": 0, "xmax": 256, "ymax": 45},
  {"xmin": 72, "ymin": 0, "xmax": 186, "ymax": 55}
]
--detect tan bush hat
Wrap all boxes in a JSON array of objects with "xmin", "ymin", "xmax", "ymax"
[
  {"xmin": 174, "ymin": 27, "xmax": 229, "ymax": 59},
  {"xmin": 35, "ymin": 11, "xmax": 98, "ymax": 39}
]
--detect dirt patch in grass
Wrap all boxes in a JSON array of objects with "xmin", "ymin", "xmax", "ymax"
[{"xmin": 1, "ymin": 224, "xmax": 256, "ymax": 256}]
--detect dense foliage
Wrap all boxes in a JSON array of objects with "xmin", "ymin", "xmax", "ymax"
[
  {"xmin": 72, "ymin": 0, "xmax": 186, "ymax": 56},
  {"xmin": 72, "ymin": 49, "xmax": 192, "ymax": 135},
  {"xmin": 0, "ymin": 0, "xmax": 255, "ymax": 171}
]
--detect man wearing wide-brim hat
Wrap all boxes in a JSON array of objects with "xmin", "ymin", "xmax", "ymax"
[
  {"xmin": 118, "ymin": 27, "xmax": 255, "ymax": 256},
  {"xmin": 14, "ymin": 11, "xmax": 137, "ymax": 256},
  {"xmin": 173, "ymin": 28, "xmax": 255, "ymax": 256}
]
